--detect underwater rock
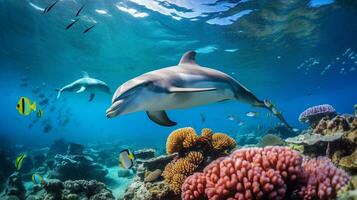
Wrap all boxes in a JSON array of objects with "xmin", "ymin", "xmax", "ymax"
[
  {"xmin": 144, "ymin": 169, "xmax": 162, "ymax": 183},
  {"xmin": 314, "ymin": 115, "xmax": 355, "ymax": 135},
  {"xmin": 134, "ymin": 149, "xmax": 155, "ymax": 160},
  {"xmin": 47, "ymin": 139, "xmax": 68, "ymax": 158},
  {"xmin": 42, "ymin": 179, "xmax": 114, "ymax": 200},
  {"xmin": 121, "ymin": 180, "xmax": 178, "ymax": 200},
  {"xmin": 339, "ymin": 150, "xmax": 357, "ymax": 170},
  {"xmin": 66, "ymin": 142, "xmax": 84, "ymax": 155},
  {"xmin": 48, "ymin": 154, "xmax": 108, "ymax": 181},
  {"xmin": 1, "ymin": 172, "xmax": 26, "ymax": 200},
  {"xmin": 137, "ymin": 153, "xmax": 177, "ymax": 172},
  {"xmin": 299, "ymin": 104, "xmax": 337, "ymax": 127},
  {"xmin": 0, "ymin": 151, "xmax": 13, "ymax": 190}
]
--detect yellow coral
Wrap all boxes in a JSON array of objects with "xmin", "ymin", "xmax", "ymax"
[
  {"xmin": 166, "ymin": 127, "xmax": 199, "ymax": 155},
  {"xmin": 163, "ymin": 155, "xmax": 201, "ymax": 194},
  {"xmin": 211, "ymin": 133, "xmax": 237, "ymax": 152},
  {"xmin": 185, "ymin": 151, "xmax": 204, "ymax": 165},
  {"xmin": 201, "ymin": 128, "xmax": 213, "ymax": 140}
]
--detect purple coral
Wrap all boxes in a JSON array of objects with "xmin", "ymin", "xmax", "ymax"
[{"xmin": 299, "ymin": 104, "xmax": 337, "ymax": 125}]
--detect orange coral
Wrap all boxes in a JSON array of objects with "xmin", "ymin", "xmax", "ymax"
[
  {"xmin": 166, "ymin": 127, "xmax": 199, "ymax": 155},
  {"xmin": 211, "ymin": 133, "xmax": 237, "ymax": 152}
]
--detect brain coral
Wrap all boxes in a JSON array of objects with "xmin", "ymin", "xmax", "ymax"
[
  {"xmin": 211, "ymin": 133, "xmax": 237, "ymax": 152},
  {"xmin": 300, "ymin": 157, "xmax": 349, "ymax": 200},
  {"xmin": 166, "ymin": 127, "xmax": 199, "ymax": 155},
  {"xmin": 163, "ymin": 151, "xmax": 204, "ymax": 194},
  {"xmin": 182, "ymin": 147, "xmax": 349, "ymax": 200}
]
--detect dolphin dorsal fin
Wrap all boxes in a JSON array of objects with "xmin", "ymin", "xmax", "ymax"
[
  {"xmin": 82, "ymin": 71, "xmax": 89, "ymax": 78},
  {"xmin": 179, "ymin": 51, "xmax": 197, "ymax": 66}
]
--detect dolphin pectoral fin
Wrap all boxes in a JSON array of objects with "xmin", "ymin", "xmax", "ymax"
[
  {"xmin": 76, "ymin": 86, "xmax": 86, "ymax": 93},
  {"xmin": 89, "ymin": 93, "xmax": 95, "ymax": 101},
  {"xmin": 179, "ymin": 51, "xmax": 197, "ymax": 65},
  {"xmin": 168, "ymin": 86, "xmax": 216, "ymax": 93},
  {"xmin": 146, "ymin": 111, "xmax": 177, "ymax": 126}
]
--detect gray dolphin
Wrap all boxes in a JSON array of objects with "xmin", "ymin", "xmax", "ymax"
[
  {"xmin": 57, "ymin": 72, "xmax": 110, "ymax": 101},
  {"xmin": 106, "ymin": 51, "xmax": 291, "ymax": 128}
]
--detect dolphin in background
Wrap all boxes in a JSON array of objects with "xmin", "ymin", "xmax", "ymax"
[
  {"xmin": 57, "ymin": 71, "xmax": 110, "ymax": 101},
  {"xmin": 106, "ymin": 51, "xmax": 291, "ymax": 128}
]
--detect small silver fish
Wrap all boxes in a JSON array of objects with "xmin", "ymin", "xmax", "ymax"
[{"xmin": 246, "ymin": 111, "xmax": 258, "ymax": 117}]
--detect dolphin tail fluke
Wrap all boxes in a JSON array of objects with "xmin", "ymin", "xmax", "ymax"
[{"xmin": 258, "ymin": 99, "xmax": 292, "ymax": 129}]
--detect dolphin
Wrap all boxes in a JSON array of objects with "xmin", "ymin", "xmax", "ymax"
[
  {"xmin": 57, "ymin": 72, "xmax": 110, "ymax": 101},
  {"xmin": 106, "ymin": 51, "xmax": 291, "ymax": 128}
]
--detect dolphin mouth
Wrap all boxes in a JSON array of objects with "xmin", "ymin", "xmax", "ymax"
[{"xmin": 105, "ymin": 100, "xmax": 124, "ymax": 118}]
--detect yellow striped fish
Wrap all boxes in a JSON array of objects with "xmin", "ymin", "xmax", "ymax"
[
  {"xmin": 15, "ymin": 153, "xmax": 26, "ymax": 170},
  {"xmin": 16, "ymin": 97, "xmax": 36, "ymax": 116}
]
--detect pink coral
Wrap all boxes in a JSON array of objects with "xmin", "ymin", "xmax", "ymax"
[
  {"xmin": 182, "ymin": 147, "xmax": 349, "ymax": 200},
  {"xmin": 182, "ymin": 146, "xmax": 303, "ymax": 200},
  {"xmin": 299, "ymin": 157, "xmax": 349, "ymax": 200}
]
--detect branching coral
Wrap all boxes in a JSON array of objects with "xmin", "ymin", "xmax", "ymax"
[{"xmin": 166, "ymin": 127, "xmax": 199, "ymax": 155}]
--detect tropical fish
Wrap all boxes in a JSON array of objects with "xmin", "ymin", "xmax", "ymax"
[
  {"xmin": 32, "ymin": 174, "xmax": 43, "ymax": 185},
  {"xmin": 76, "ymin": 4, "xmax": 85, "ymax": 17},
  {"xmin": 44, "ymin": 0, "xmax": 59, "ymax": 14},
  {"xmin": 119, "ymin": 149, "xmax": 135, "ymax": 169},
  {"xmin": 246, "ymin": 111, "xmax": 258, "ymax": 117},
  {"xmin": 65, "ymin": 19, "xmax": 79, "ymax": 30},
  {"xmin": 237, "ymin": 121, "xmax": 244, "ymax": 126},
  {"xmin": 15, "ymin": 153, "xmax": 26, "ymax": 170},
  {"xmin": 37, "ymin": 109, "xmax": 43, "ymax": 118},
  {"xmin": 292, "ymin": 128, "xmax": 299, "ymax": 132},
  {"xmin": 83, "ymin": 24, "xmax": 96, "ymax": 34},
  {"xmin": 200, "ymin": 113, "xmax": 206, "ymax": 122},
  {"xmin": 16, "ymin": 97, "xmax": 37, "ymax": 116}
]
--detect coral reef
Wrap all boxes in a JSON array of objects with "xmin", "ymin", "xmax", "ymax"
[
  {"xmin": 300, "ymin": 157, "xmax": 349, "ymax": 199},
  {"xmin": 299, "ymin": 104, "xmax": 337, "ymax": 127},
  {"xmin": 182, "ymin": 146, "xmax": 349, "ymax": 200},
  {"xmin": 41, "ymin": 179, "xmax": 115, "ymax": 200},
  {"xmin": 1, "ymin": 172, "xmax": 26, "ymax": 200},
  {"xmin": 163, "ymin": 127, "xmax": 236, "ymax": 194},
  {"xmin": 134, "ymin": 149, "xmax": 155, "ymax": 160},
  {"xmin": 121, "ymin": 180, "xmax": 178, "ymax": 200},
  {"xmin": 48, "ymin": 154, "xmax": 108, "ymax": 181}
]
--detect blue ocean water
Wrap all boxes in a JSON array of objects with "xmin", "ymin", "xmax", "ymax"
[{"xmin": 0, "ymin": 0, "xmax": 356, "ymax": 150}]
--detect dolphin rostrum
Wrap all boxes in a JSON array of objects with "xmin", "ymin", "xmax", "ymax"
[
  {"xmin": 57, "ymin": 71, "xmax": 110, "ymax": 101},
  {"xmin": 106, "ymin": 51, "xmax": 291, "ymax": 128}
]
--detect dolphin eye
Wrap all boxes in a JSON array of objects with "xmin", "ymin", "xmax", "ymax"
[{"xmin": 143, "ymin": 82, "xmax": 151, "ymax": 87}]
